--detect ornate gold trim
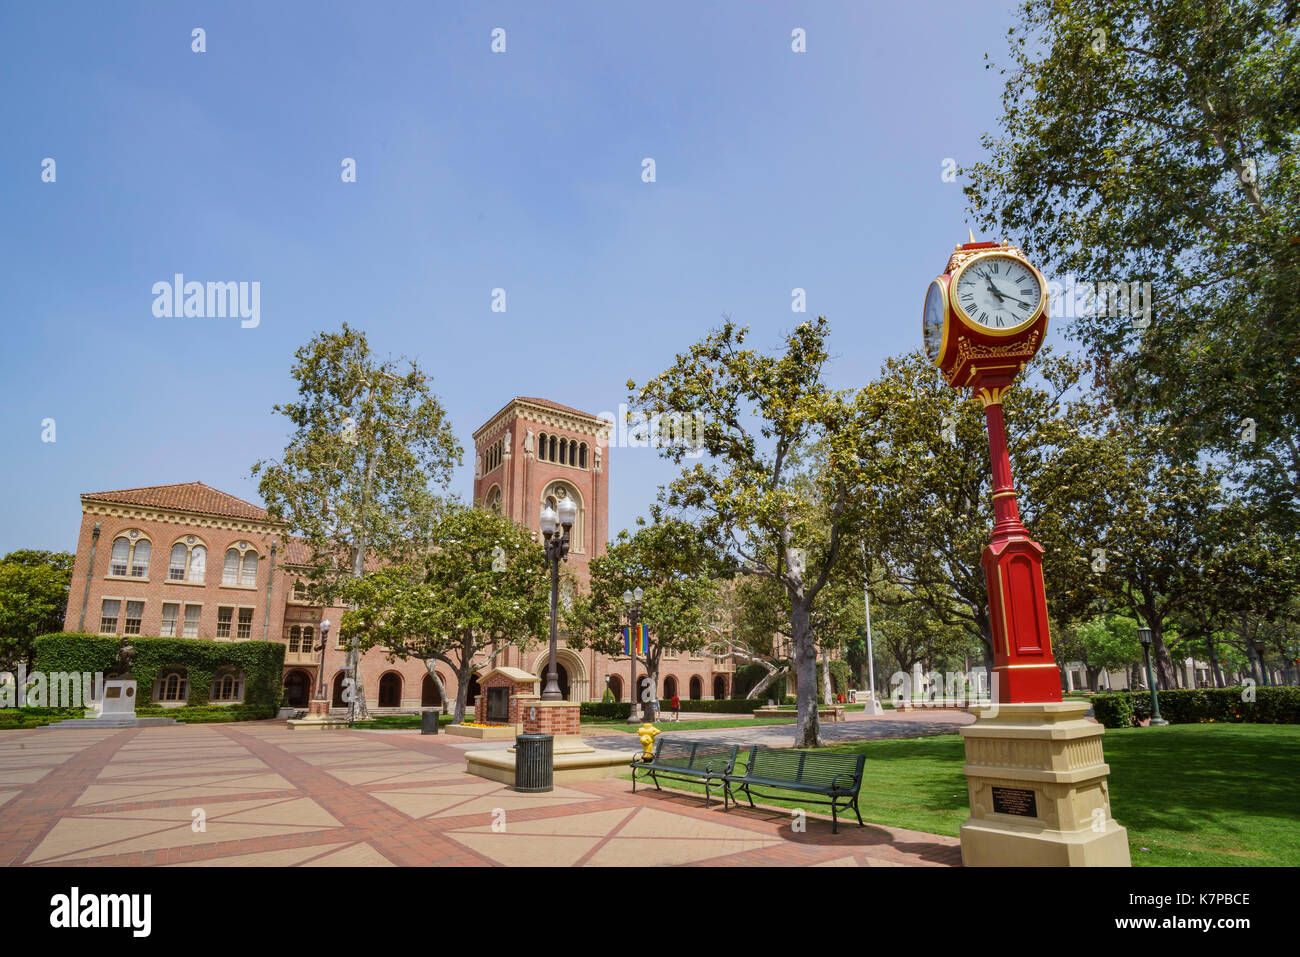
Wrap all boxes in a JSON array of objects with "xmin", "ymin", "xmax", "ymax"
[
  {"xmin": 976, "ymin": 385, "xmax": 1014, "ymax": 407},
  {"xmin": 948, "ymin": 246, "xmax": 1048, "ymax": 335}
]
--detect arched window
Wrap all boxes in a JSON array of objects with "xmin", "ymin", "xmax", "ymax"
[
  {"xmin": 548, "ymin": 434, "xmax": 557, "ymax": 462},
  {"xmin": 559, "ymin": 437, "xmax": 568, "ymax": 465},
  {"xmin": 155, "ymin": 667, "xmax": 189, "ymax": 703},
  {"xmin": 169, "ymin": 537, "xmax": 207, "ymax": 583},
  {"xmin": 537, "ymin": 432, "xmax": 547, "ymax": 461},
  {"xmin": 211, "ymin": 668, "xmax": 245, "ymax": 703},
  {"xmin": 110, "ymin": 537, "xmax": 130, "ymax": 576},
  {"xmin": 110, "ymin": 532, "xmax": 152, "ymax": 578},
  {"xmin": 579, "ymin": 443, "xmax": 588, "ymax": 469},
  {"xmin": 485, "ymin": 485, "xmax": 502, "ymax": 513},
  {"xmin": 131, "ymin": 540, "xmax": 150, "ymax": 577},
  {"xmin": 292, "ymin": 580, "xmax": 308, "ymax": 602},
  {"xmin": 222, "ymin": 542, "xmax": 258, "ymax": 586}
]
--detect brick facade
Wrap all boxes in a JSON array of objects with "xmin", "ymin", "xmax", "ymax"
[{"xmin": 62, "ymin": 397, "xmax": 736, "ymax": 711}]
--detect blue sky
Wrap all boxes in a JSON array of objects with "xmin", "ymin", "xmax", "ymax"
[{"xmin": 0, "ymin": 0, "xmax": 1054, "ymax": 554}]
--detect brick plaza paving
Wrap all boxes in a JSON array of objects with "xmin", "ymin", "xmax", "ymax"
[{"xmin": 0, "ymin": 718, "xmax": 966, "ymax": 867}]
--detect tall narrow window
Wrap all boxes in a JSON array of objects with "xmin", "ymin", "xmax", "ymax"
[
  {"xmin": 223, "ymin": 549, "xmax": 240, "ymax": 585},
  {"xmin": 160, "ymin": 603, "xmax": 179, "ymax": 637},
  {"xmin": 188, "ymin": 545, "xmax": 206, "ymax": 583},
  {"xmin": 131, "ymin": 540, "xmax": 150, "ymax": 577},
  {"xmin": 548, "ymin": 435, "xmax": 556, "ymax": 462},
  {"xmin": 287, "ymin": 624, "xmax": 301, "ymax": 653},
  {"xmin": 302, "ymin": 625, "xmax": 315, "ymax": 651},
  {"xmin": 169, "ymin": 544, "xmax": 187, "ymax": 580},
  {"xmin": 237, "ymin": 607, "xmax": 253, "ymax": 639},
  {"xmin": 292, "ymin": 580, "xmax": 307, "ymax": 602},
  {"xmin": 183, "ymin": 605, "xmax": 201, "ymax": 638},
  {"xmin": 239, "ymin": 552, "xmax": 258, "ymax": 587},
  {"xmin": 110, "ymin": 538, "xmax": 130, "ymax": 576},
  {"xmin": 100, "ymin": 600, "xmax": 120, "ymax": 635},
  {"xmin": 216, "ymin": 607, "xmax": 233, "ymax": 638},
  {"xmin": 124, "ymin": 601, "xmax": 144, "ymax": 635},
  {"xmin": 579, "ymin": 443, "xmax": 587, "ymax": 469}
]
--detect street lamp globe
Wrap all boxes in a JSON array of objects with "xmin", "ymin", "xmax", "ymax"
[
  {"xmin": 539, "ymin": 505, "xmax": 558, "ymax": 536},
  {"xmin": 1137, "ymin": 627, "xmax": 1151, "ymax": 646},
  {"xmin": 623, "ymin": 590, "xmax": 633, "ymax": 606},
  {"xmin": 557, "ymin": 495, "xmax": 577, "ymax": 529},
  {"xmin": 633, "ymin": 586, "xmax": 644, "ymax": 602}
]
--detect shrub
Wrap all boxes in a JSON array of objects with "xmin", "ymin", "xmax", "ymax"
[
  {"xmin": 33, "ymin": 633, "xmax": 285, "ymax": 712},
  {"xmin": 656, "ymin": 697, "xmax": 777, "ymax": 714},
  {"xmin": 580, "ymin": 701, "xmax": 631, "ymax": 720},
  {"xmin": 1091, "ymin": 687, "xmax": 1300, "ymax": 729}
]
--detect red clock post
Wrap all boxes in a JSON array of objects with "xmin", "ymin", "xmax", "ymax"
[{"xmin": 923, "ymin": 237, "xmax": 1130, "ymax": 866}]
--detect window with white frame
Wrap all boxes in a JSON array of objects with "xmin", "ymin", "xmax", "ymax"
[
  {"xmin": 124, "ymin": 601, "xmax": 144, "ymax": 635},
  {"xmin": 216, "ymin": 607, "xmax": 233, "ymax": 638},
  {"xmin": 160, "ymin": 603, "xmax": 179, "ymax": 637},
  {"xmin": 211, "ymin": 668, "xmax": 244, "ymax": 702},
  {"xmin": 169, "ymin": 537, "xmax": 206, "ymax": 583},
  {"xmin": 109, "ymin": 531, "xmax": 152, "ymax": 578},
  {"xmin": 222, "ymin": 542, "xmax": 259, "ymax": 587},
  {"xmin": 100, "ymin": 599, "xmax": 120, "ymax": 634},
  {"xmin": 155, "ymin": 668, "xmax": 188, "ymax": 703},
  {"xmin": 183, "ymin": 605, "xmax": 201, "ymax": 638},
  {"xmin": 237, "ymin": 607, "xmax": 253, "ymax": 639}
]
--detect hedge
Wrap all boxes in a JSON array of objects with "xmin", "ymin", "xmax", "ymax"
[
  {"xmin": 579, "ymin": 697, "xmax": 789, "ymax": 720},
  {"xmin": 1091, "ymin": 686, "xmax": 1300, "ymax": 729},
  {"xmin": 32, "ymin": 633, "xmax": 285, "ymax": 716}
]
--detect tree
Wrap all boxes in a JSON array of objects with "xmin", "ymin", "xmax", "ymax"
[
  {"xmin": 965, "ymin": 0, "xmax": 1300, "ymax": 530},
  {"xmin": 340, "ymin": 506, "xmax": 547, "ymax": 724},
  {"xmin": 701, "ymin": 576, "xmax": 791, "ymax": 701},
  {"xmin": 856, "ymin": 350, "xmax": 1114, "ymax": 675},
  {"xmin": 0, "ymin": 550, "xmax": 74, "ymax": 672},
  {"xmin": 565, "ymin": 518, "xmax": 721, "ymax": 721},
  {"xmin": 628, "ymin": 318, "xmax": 882, "ymax": 747},
  {"xmin": 253, "ymin": 325, "xmax": 462, "ymax": 718}
]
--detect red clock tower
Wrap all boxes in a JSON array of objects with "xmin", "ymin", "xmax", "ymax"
[{"xmin": 924, "ymin": 238, "xmax": 1061, "ymax": 704}]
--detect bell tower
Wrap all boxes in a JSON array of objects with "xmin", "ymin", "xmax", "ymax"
[{"xmin": 471, "ymin": 397, "xmax": 611, "ymax": 583}]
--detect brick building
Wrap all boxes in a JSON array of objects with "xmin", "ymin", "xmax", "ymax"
[{"xmin": 62, "ymin": 396, "xmax": 734, "ymax": 712}]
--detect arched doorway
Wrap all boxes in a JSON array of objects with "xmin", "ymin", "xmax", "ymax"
[
  {"xmin": 421, "ymin": 673, "xmax": 444, "ymax": 708},
  {"xmin": 531, "ymin": 649, "xmax": 587, "ymax": 702},
  {"xmin": 607, "ymin": 674, "xmax": 624, "ymax": 702},
  {"xmin": 689, "ymin": 676, "xmax": 703, "ymax": 700},
  {"xmin": 283, "ymin": 670, "xmax": 310, "ymax": 708},
  {"xmin": 465, "ymin": 674, "xmax": 482, "ymax": 710},
  {"xmin": 713, "ymin": 675, "xmax": 727, "ymax": 700},
  {"xmin": 663, "ymin": 675, "xmax": 678, "ymax": 700},
  {"xmin": 331, "ymin": 671, "xmax": 348, "ymax": 708},
  {"xmin": 378, "ymin": 673, "xmax": 402, "ymax": 708}
]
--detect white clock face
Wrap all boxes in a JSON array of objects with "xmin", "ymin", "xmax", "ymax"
[
  {"xmin": 922, "ymin": 280, "xmax": 946, "ymax": 363},
  {"xmin": 954, "ymin": 255, "xmax": 1042, "ymax": 330}
]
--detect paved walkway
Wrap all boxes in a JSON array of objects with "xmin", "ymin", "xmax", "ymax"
[{"xmin": 0, "ymin": 722, "xmax": 962, "ymax": 867}]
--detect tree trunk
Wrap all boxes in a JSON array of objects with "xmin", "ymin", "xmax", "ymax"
[
  {"xmin": 745, "ymin": 664, "xmax": 788, "ymax": 701},
  {"xmin": 791, "ymin": 598, "xmax": 821, "ymax": 748},
  {"xmin": 1149, "ymin": 617, "xmax": 1176, "ymax": 690},
  {"xmin": 424, "ymin": 659, "xmax": 449, "ymax": 712},
  {"xmin": 1206, "ymin": 636, "xmax": 1225, "ymax": 688},
  {"xmin": 820, "ymin": 647, "xmax": 834, "ymax": 706}
]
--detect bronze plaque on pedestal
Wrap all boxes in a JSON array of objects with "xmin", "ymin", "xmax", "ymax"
[{"xmin": 991, "ymin": 786, "xmax": 1037, "ymax": 817}]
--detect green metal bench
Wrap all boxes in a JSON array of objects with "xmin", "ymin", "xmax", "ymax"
[
  {"xmin": 724, "ymin": 746, "xmax": 866, "ymax": 833},
  {"xmin": 631, "ymin": 738, "xmax": 739, "ymax": 807}
]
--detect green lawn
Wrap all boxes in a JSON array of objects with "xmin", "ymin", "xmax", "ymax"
[{"xmin": 632, "ymin": 724, "xmax": 1300, "ymax": 867}]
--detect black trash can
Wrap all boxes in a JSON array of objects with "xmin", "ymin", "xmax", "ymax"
[
  {"xmin": 514, "ymin": 734, "xmax": 554, "ymax": 792},
  {"xmin": 421, "ymin": 710, "xmax": 440, "ymax": 735}
]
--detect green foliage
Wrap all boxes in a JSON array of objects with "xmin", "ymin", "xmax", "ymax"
[
  {"xmin": 580, "ymin": 701, "xmax": 632, "ymax": 720},
  {"xmin": 32, "ymin": 633, "xmax": 285, "ymax": 710},
  {"xmin": 1092, "ymin": 687, "xmax": 1300, "ymax": 729},
  {"xmin": 0, "ymin": 707, "xmax": 85, "ymax": 730},
  {"xmin": 0, "ymin": 550, "xmax": 75, "ymax": 671},
  {"xmin": 657, "ymin": 697, "xmax": 776, "ymax": 714},
  {"xmin": 734, "ymin": 662, "xmax": 785, "ymax": 699},
  {"xmin": 965, "ymin": 0, "xmax": 1300, "ymax": 530},
  {"xmin": 342, "ymin": 504, "xmax": 547, "ymax": 723}
]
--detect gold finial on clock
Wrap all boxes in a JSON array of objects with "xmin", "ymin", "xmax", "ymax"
[{"xmin": 968, "ymin": 228, "xmax": 976, "ymax": 244}]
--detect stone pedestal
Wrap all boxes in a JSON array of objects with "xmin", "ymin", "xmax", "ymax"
[
  {"xmin": 517, "ymin": 698, "xmax": 592, "ymax": 755},
  {"xmin": 959, "ymin": 701, "xmax": 1130, "ymax": 866},
  {"xmin": 286, "ymin": 696, "xmax": 350, "ymax": 731},
  {"xmin": 857, "ymin": 692, "xmax": 885, "ymax": 716},
  {"xmin": 45, "ymin": 678, "xmax": 178, "ymax": 729}
]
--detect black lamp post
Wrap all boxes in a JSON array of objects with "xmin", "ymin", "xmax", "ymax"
[
  {"xmin": 314, "ymin": 619, "xmax": 332, "ymax": 701},
  {"xmin": 623, "ymin": 586, "xmax": 645, "ymax": 722},
  {"xmin": 540, "ymin": 496, "xmax": 577, "ymax": 701},
  {"xmin": 1137, "ymin": 627, "xmax": 1167, "ymax": 726}
]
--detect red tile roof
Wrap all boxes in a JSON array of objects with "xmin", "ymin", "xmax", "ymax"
[{"xmin": 82, "ymin": 482, "xmax": 271, "ymax": 522}]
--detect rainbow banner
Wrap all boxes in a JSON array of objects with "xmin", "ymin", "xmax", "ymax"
[{"xmin": 622, "ymin": 624, "xmax": 648, "ymax": 656}]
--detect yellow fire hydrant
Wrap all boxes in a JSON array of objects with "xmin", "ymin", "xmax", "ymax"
[{"xmin": 637, "ymin": 722, "xmax": 660, "ymax": 761}]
